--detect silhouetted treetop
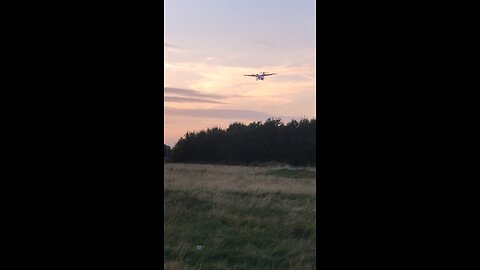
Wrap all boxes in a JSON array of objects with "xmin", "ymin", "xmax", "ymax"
[{"xmin": 171, "ymin": 118, "xmax": 316, "ymax": 166}]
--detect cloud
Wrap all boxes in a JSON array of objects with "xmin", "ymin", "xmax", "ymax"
[
  {"xmin": 254, "ymin": 40, "xmax": 276, "ymax": 47},
  {"xmin": 164, "ymin": 42, "xmax": 183, "ymax": 49},
  {"xmin": 165, "ymin": 107, "xmax": 272, "ymax": 120},
  {"xmin": 164, "ymin": 42, "xmax": 189, "ymax": 52},
  {"xmin": 164, "ymin": 62, "xmax": 315, "ymax": 119},
  {"xmin": 165, "ymin": 107, "xmax": 305, "ymax": 123},
  {"xmin": 164, "ymin": 87, "xmax": 225, "ymax": 99},
  {"xmin": 164, "ymin": 87, "xmax": 251, "ymax": 101},
  {"xmin": 165, "ymin": 62, "xmax": 315, "ymax": 98},
  {"xmin": 164, "ymin": 96, "xmax": 226, "ymax": 104}
]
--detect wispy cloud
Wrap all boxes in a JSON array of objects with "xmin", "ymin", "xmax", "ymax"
[
  {"xmin": 165, "ymin": 107, "xmax": 272, "ymax": 120},
  {"xmin": 164, "ymin": 87, "xmax": 251, "ymax": 102},
  {"xmin": 164, "ymin": 96, "xmax": 226, "ymax": 104},
  {"xmin": 254, "ymin": 40, "xmax": 276, "ymax": 47},
  {"xmin": 164, "ymin": 87, "xmax": 225, "ymax": 99},
  {"xmin": 164, "ymin": 42, "xmax": 188, "ymax": 52},
  {"xmin": 164, "ymin": 42, "xmax": 183, "ymax": 49}
]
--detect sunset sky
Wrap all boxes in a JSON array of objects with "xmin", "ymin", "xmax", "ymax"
[{"xmin": 164, "ymin": 0, "xmax": 316, "ymax": 146}]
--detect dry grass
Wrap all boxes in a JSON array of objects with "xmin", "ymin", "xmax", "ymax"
[
  {"xmin": 164, "ymin": 163, "xmax": 316, "ymax": 195},
  {"xmin": 164, "ymin": 163, "xmax": 316, "ymax": 269}
]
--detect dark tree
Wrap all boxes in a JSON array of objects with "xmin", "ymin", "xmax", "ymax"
[
  {"xmin": 164, "ymin": 144, "xmax": 172, "ymax": 159},
  {"xmin": 170, "ymin": 118, "xmax": 316, "ymax": 166}
]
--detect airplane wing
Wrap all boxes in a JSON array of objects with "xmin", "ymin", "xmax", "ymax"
[
  {"xmin": 263, "ymin": 73, "xmax": 277, "ymax": 76},
  {"xmin": 244, "ymin": 74, "xmax": 256, "ymax": 76}
]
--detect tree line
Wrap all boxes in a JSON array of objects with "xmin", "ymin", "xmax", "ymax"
[
  {"xmin": 164, "ymin": 118, "xmax": 316, "ymax": 166},
  {"xmin": 164, "ymin": 144, "xmax": 172, "ymax": 160}
]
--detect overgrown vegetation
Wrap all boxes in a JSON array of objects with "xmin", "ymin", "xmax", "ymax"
[
  {"xmin": 167, "ymin": 118, "xmax": 316, "ymax": 166},
  {"xmin": 164, "ymin": 163, "xmax": 316, "ymax": 269}
]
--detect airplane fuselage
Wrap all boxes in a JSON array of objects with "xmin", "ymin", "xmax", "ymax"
[
  {"xmin": 244, "ymin": 72, "xmax": 276, "ymax": 81},
  {"xmin": 255, "ymin": 75, "xmax": 265, "ymax": 81}
]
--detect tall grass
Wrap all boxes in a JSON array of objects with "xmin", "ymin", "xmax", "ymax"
[{"xmin": 164, "ymin": 164, "xmax": 316, "ymax": 269}]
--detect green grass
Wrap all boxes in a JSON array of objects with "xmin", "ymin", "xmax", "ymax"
[
  {"xmin": 264, "ymin": 168, "xmax": 316, "ymax": 179},
  {"xmin": 164, "ymin": 189, "xmax": 316, "ymax": 269}
]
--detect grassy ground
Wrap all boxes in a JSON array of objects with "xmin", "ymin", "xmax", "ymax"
[{"xmin": 164, "ymin": 164, "xmax": 316, "ymax": 269}]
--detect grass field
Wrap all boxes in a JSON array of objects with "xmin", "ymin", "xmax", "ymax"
[{"xmin": 164, "ymin": 163, "xmax": 316, "ymax": 270}]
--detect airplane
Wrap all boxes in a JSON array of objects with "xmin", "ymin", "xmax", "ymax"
[{"xmin": 244, "ymin": 72, "xmax": 277, "ymax": 81}]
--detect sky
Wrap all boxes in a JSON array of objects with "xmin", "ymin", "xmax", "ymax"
[{"xmin": 164, "ymin": 0, "xmax": 316, "ymax": 146}]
